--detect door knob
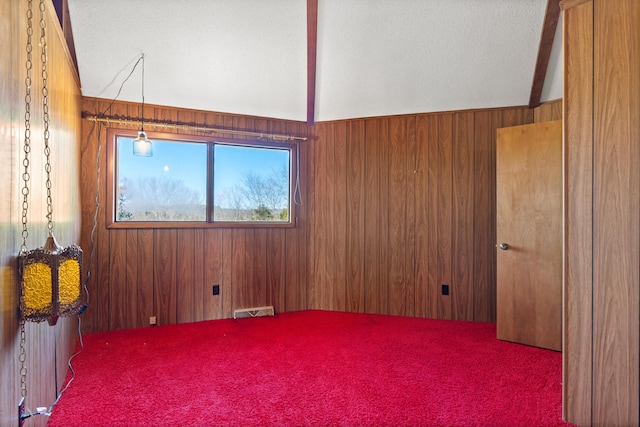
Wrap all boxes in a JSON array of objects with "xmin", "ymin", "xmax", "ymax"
[{"xmin": 498, "ymin": 243, "xmax": 509, "ymax": 250}]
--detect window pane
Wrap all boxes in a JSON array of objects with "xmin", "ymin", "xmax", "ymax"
[
  {"xmin": 213, "ymin": 144, "xmax": 291, "ymax": 222},
  {"xmin": 116, "ymin": 137, "xmax": 207, "ymax": 221}
]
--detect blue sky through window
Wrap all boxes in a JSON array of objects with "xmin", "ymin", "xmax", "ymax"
[
  {"xmin": 118, "ymin": 137, "xmax": 208, "ymax": 198},
  {"xmin": 214, "ymin": 144, "xmax": 290, "ymax": 208},
  {"xmin": 117, "ymin": 137, "xmax": 291, "ymax": 212}
]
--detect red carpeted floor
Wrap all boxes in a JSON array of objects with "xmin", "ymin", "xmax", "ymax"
[{"xmin": 48, "ymin": 310, "xmax": 573, "ymax": 427}]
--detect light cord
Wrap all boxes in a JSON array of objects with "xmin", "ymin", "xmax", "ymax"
[
  {"xmin": 294, "ymin": 147, "xmax": 302, "ymax": 206},
  {"xmin": 141, "ymin": 53, "xmax": 145, "ymax": 132},
  {"xmin": 99, "ymin": 54, "xmax": 144, "ymax": 118}
]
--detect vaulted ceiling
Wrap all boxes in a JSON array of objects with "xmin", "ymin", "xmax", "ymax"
[{"xmin": 67, "ymin": 0, "xmax": 562, "ymax": 123}]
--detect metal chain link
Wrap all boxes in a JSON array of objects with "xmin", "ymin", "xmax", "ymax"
[
  {"xmin": 19, "ymin": 322, "xmax": 27, "ymax": 398},
  {"xmin": 20, "ymin": 0, "xmax": 34, "ymax": 254},
  {"xmin": 19, "ymin": 0, "xmax": 36, "ymax": 401},
  {"xmin": 39, "ymin": 0, "xmax": 54, "ymax": 235}
]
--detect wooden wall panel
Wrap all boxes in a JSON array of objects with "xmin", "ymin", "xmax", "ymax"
[
  {"xmin": 176, "ymin": 229, "xmax": 195, "ymax": 324},
  {"xmin": 415, "ymin": 114, "xmax": 431, "ymax": 318},
  {"xmin": 452, "ymin": 111, "xmax": 475, "ymax": 321},
  {"xmin": 108, "ymin": 229, "xmax": 128, "ymax": 330},
  {"xmin": 125, "ymin": 230, "xmax": 139, "ymax": 322},
  {"xmin": 378, "ymin": 119, "xmax": 391, "ymax": 316},
  {"xmin": 136, "ymin": 229, "xmax": 154, "ymax": 328},
  {"xmin": 425, "ymin": 114, "xmax": 441, "ymax": 319},
  {"xmin": 253, "ymin": 229, "xmax": 268, "ymax": 308},
  {"xmin": 309, "ymin": 123, "xmax": 327, "ymax": 310},
  {"xmin": 436, "ymin": 113, "xmax": 454, "ymax": 320},
  {"xmin": 230, "ymin": 229, "xmax": 246, "ymax": 313},
  {"xmin": 267, "ymin": 230, "xmax": 286, "ymax": 311},
  {"xmin": 153, "ymin": 229, "xmax": 177, "ymax": 325},
  {"xmin": 592, "ymin": 0, "xmax": 640, "ymax": 423},
  {"xmin": 363, "ymin": 119, "xmax": 381, "ymax": 314},
  {"xmin": 287, "ymin": 120, "xmax": 309, "ymax": 312},
  {"xmin": 317, "ymin": 123, "xmax": 335, "ymax": 310},
  {"xmin": 563, "ymin": 1, "xmax": 640, "ymax": 424},
  {"xmin": 388, "ymin": 117, "xmax": 408, "ymax": 316},
  {"xmin": 1, "ymin": 1, "xmax": 82, "ymax": 425},
  {"xmin": 78, "ymin": 103, "xmax": 98, "ymax": 333},
  {"xmin": 346, "ymin": 121, "xmax": 365, "ymax": 313},
  {"xmin": 191, "ymin": 230, "xmax": 205, "ymax": 322},
  {"xmin": 404, "ymin": 118, "xmax": 417, "ymax": 317},
  {"xmin": 332, "ymin": 122, "xmax": 348, "ymax": 312},
  {"xmin": 534, "ymin": 99, "xmax": 563, "ymax": 122},
  {"xmin": 95, "ymin": 115, "xmax": 111, "ymax": 333},
  {"xmin": 206, "ymin": 229, "xmax": 224, "ymax": 320},
  {"xmin": 562, "ymin": 2, "xmax": 593, "ymax": 424},
  {"xmin": 472, "ymin": 111, "xmax": 494, "ymax": 322},
  {"xmin": 243, "ymin": 230, "xmax": 256, "ymax": 308}
]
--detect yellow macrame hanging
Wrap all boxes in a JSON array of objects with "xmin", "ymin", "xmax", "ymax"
[{"xmin": 18, "ymin": 0, "xmax": 83, "ymax": 325}]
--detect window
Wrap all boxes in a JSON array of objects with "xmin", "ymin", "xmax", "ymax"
[{"xmin": 108, "ymin": 129, "xmax": 297, "ymax": 228}]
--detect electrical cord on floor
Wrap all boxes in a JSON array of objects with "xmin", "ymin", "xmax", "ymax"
[
  {"xmin": 45, "ymin": 315, "xmax": 85, "ymax": 415},
  {"xmin": 19, "ymin": 409, "xmax": 48, "ymax": 421},
  {"xmin": 19, "ymin": 316, "xmax": 85, "ymax": 420}
]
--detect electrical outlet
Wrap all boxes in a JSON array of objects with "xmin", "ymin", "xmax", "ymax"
[
  {"xmin": 213, "ymin": 284, "xmax": 220, "ymax": 295},
  {"xmin": 149, "ymin": 316, "xmax": 157, "ymax": 326},
  {"xmin": 441, "ymin": 284, "xmax": 449, "ymax": 295},
  {"xmin": 18, "ymin": 397, "xmax": 25, "ymax": 427}
]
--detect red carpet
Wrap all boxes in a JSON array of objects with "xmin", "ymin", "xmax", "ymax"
[{"xmin": 48, "ymin": 310, "xmax": 572, "ymax": 426}]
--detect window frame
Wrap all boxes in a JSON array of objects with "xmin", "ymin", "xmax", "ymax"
[{"xmin": 106, "ymin": 128, "xmax": 298, "ymax": 229}]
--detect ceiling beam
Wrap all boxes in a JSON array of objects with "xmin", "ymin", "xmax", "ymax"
[
  {"xmin": 528, "ymin": 0, "xmax": 561, "ymax": 108},
  {"xmin": 307, "ymin": 0, "xmax": 318, "ymax": 126},
  {"xmin": 53, "ymin": 0, "xmax": 79, "ymax": 75}
]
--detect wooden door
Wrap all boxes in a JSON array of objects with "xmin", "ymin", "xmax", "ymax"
[{"xmin": 496, "ymin": 120, "xmax": 562, "ymax": 351}]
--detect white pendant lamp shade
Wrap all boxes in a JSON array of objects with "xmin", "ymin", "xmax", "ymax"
[{"xmin": 132, "ymin": 130, "xmax": 152, "ymax": 156}]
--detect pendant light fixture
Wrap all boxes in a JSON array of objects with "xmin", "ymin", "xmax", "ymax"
[
  {"xmin": 132, "ymin": 53, "xmax": 152, "ymax": 156},
  {"xmin": 19, "ymin": 0, "xmax": 83, "ymax": 326}
]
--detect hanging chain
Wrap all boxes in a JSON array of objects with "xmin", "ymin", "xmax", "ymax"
[
  {"xmin": 19, "ymin": 0, "xmax": 36, "ymax": 401},
  {"xmin": 20, "ymin": 0, "xmax": 34, "ymax": 255},
  {"xmin": 39, "ymin": 0, "xmax": 53, "ymax": 236},
  {"xmin": 19, "ymin": 322, "xmax": 27, "ymax": 399}
]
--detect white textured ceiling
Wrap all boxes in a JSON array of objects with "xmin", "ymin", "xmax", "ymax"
[{"xmin": 67, "ymin": 0, "xmax": 562, "ymax": 123}]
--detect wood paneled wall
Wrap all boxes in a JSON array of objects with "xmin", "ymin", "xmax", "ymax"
[
  {"xmin": 592, "ymin": 1, "xmax": 640, "ymax": 421},
  {"xmin": 80, "ymin": 98, "xmax": 560, "ymax": 332},
  {"xmin": 563, "ymin": 0, "xmax": 640, "ymax": 424},
  {"xmin": 0, "ymin": 1, "xmax": 82, "ymax": 426},
  {"xmin": 306, "ymin": 106, "xmax": 560, "ymax": 321},
  {"xmin": 79, "ymin": 98, "xmax": 310, "ymax": 332},
  {"xmin": 563, "ymin": 1, "xmax": 593, "ymax": 424}
]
